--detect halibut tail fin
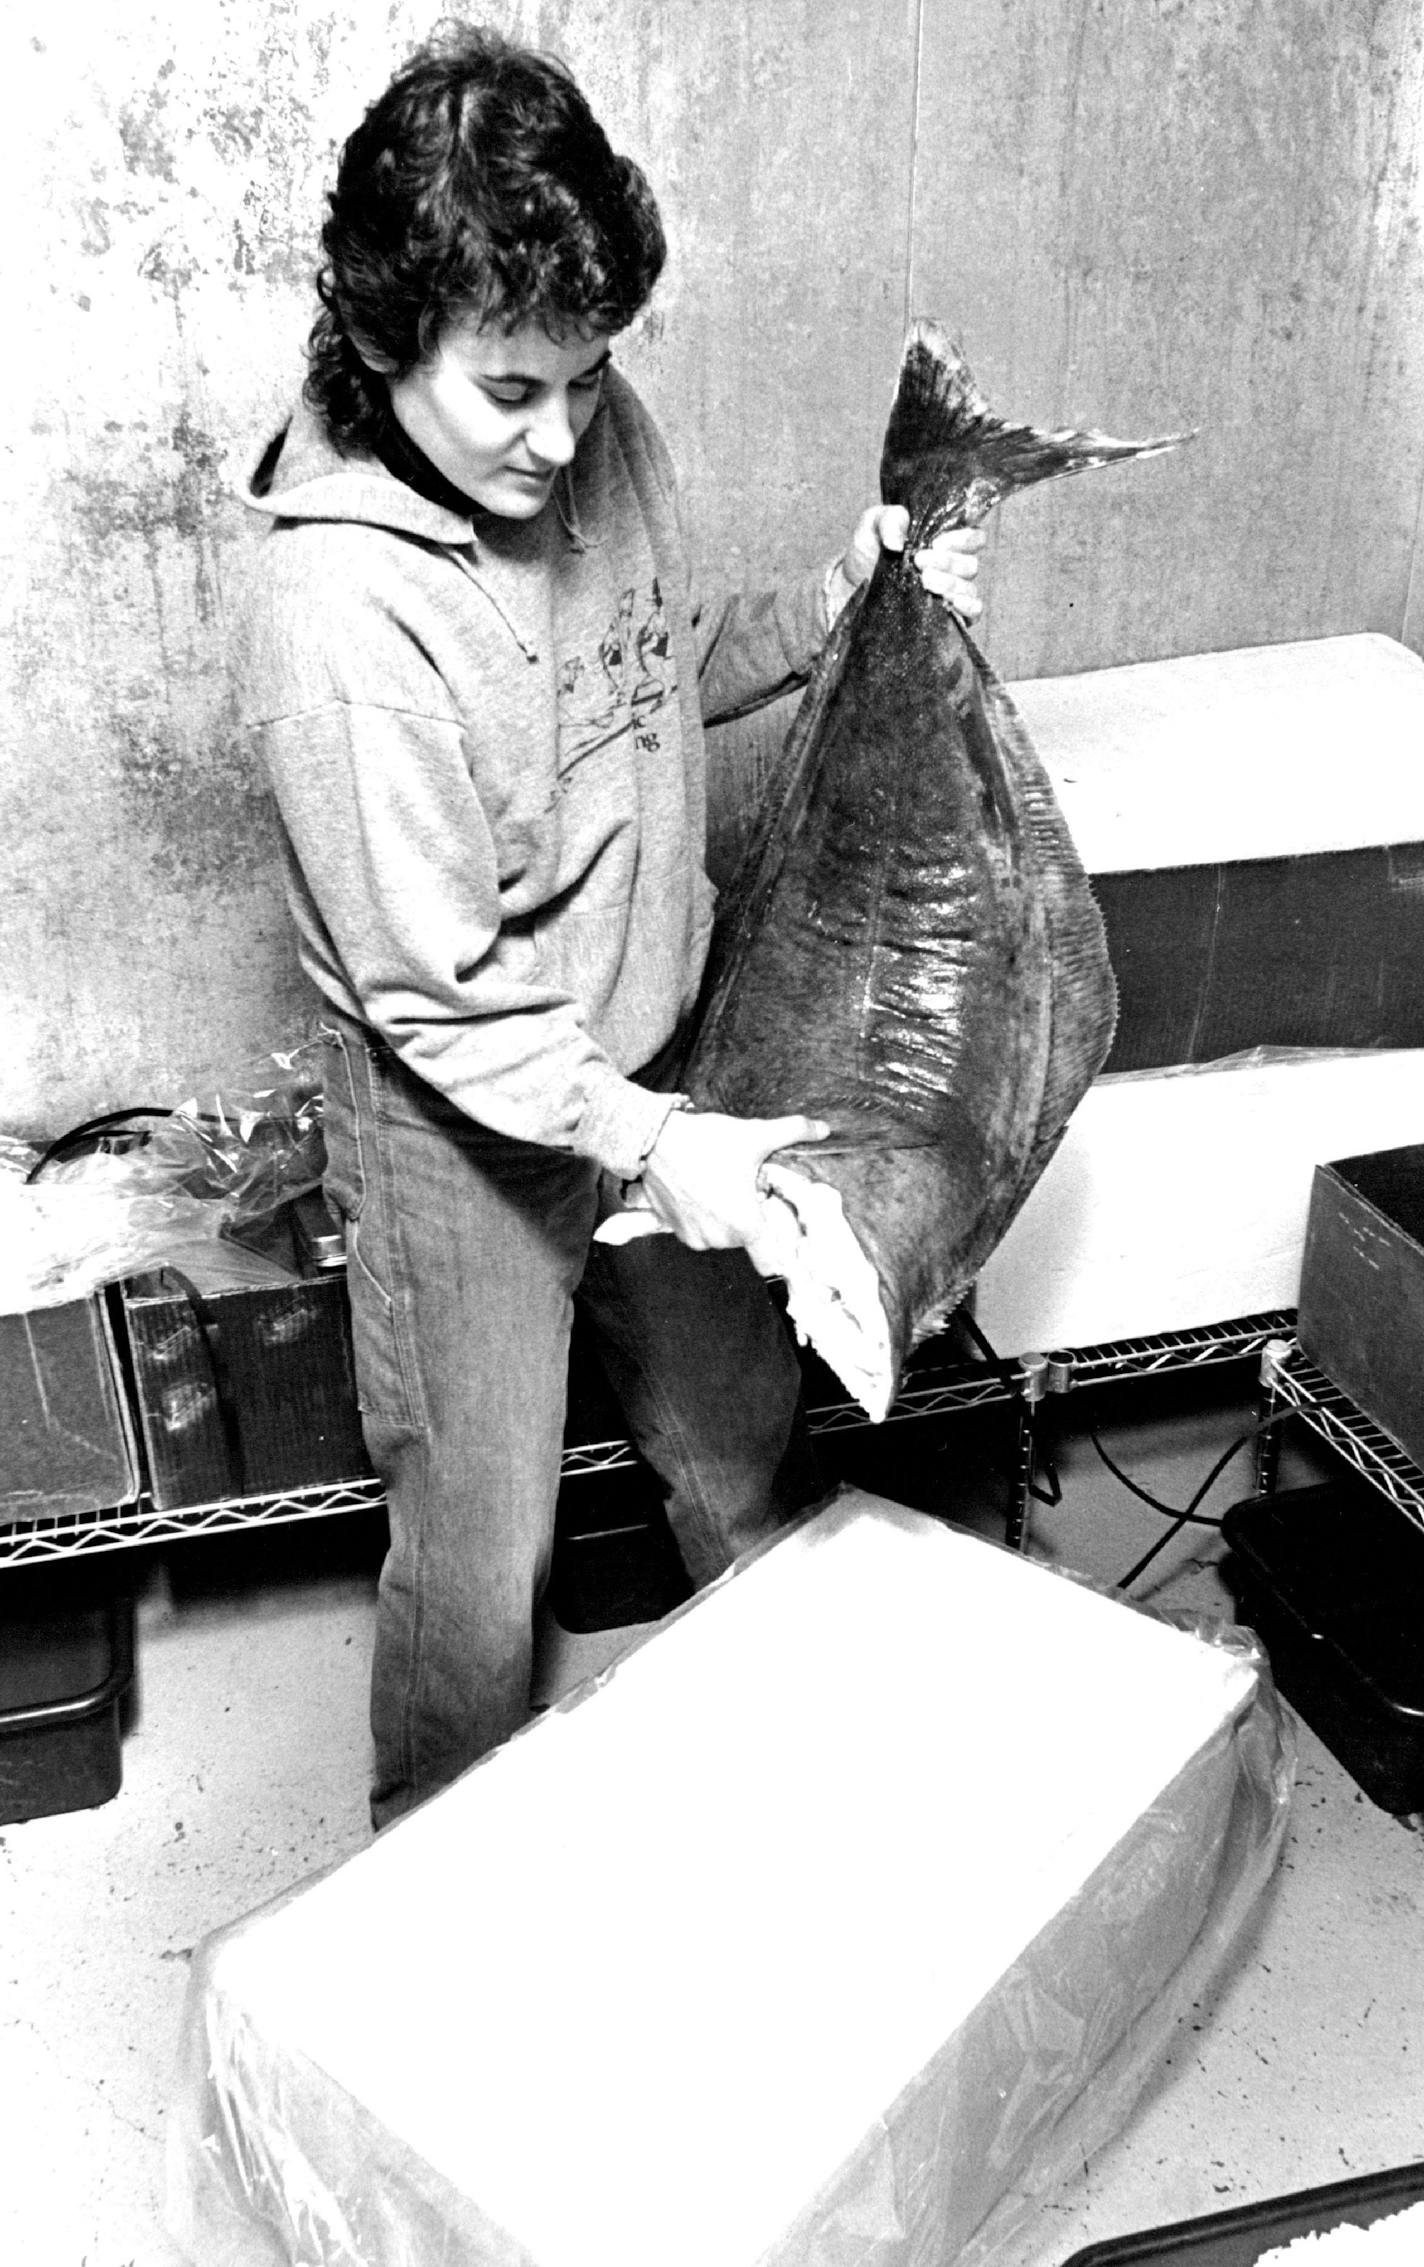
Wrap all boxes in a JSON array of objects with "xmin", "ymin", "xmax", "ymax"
[{"xmin": 879, "ymin": 317, "xmax": 1191, "ymax": 538}]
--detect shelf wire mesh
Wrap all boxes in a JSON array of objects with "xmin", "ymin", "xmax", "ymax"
[
  {"xmin": 1263, "ymin": 1339, "xmax": 1424, "ymax": 1536},
  {"xmin": 0, "ymin": 1309, "xmax": 1312, "ymax": 1567}
]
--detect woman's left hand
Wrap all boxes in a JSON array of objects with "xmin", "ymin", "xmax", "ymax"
[{"xmin": 829, "ymin": 504, "xmax": 986, "ymax": 624}]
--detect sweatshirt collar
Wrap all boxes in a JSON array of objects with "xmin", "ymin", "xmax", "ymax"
[
  {"xmin": 370, "ymin": 405, "xmax": 488, "ymax": 523},
  {"xmin": 243, "ymin": 392, "xmax": 598, "ymax": 559},
  {"xmin": 242, "ymin": 396, "xmax": 478, "ymax": 546}
]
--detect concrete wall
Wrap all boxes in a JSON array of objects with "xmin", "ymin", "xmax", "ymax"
[{"xmin": 5, "ymin": 0, "xmax": 1424, "ymax": 1135}]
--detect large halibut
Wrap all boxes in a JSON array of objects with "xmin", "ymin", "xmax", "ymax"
[{"xmin": 683, "ymin": 320, "xmax": 1185, "ymax": 1417}]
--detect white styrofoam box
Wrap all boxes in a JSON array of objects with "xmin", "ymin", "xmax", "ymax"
[
  {"xmin": 974, "ymin": 1048, "xmax": 1424, "ymax": 1357},
  {"xmin": 168, "ymin": 1492, "xmax": 1281, "ymax": 2267},
  {"xmin": 1008, "ymin": 633, "xmax": 1424, "ymax": 873}
]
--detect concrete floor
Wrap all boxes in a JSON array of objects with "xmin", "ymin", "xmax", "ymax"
[{"xmin": 1, "ymin": 1371, "xmax": 1421, "ymax": 2267}]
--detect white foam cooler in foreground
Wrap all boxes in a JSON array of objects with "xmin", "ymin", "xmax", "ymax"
[{"xmin": 167, "ymin": 1491, "xmax": 1291, "ymax": 2267}]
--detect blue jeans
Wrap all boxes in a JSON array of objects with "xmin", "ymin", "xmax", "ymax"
[{"xmin": 319, "ymin": 1016, "xmax": 822, "ymax": 1826}]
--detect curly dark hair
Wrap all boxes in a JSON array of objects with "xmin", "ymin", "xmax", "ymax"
[{"xmin": 305, "ymin": 22, "xmax": 667, "ymax": 452}]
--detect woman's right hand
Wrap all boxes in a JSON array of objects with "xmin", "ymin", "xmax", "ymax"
[{"xmin": 635, "ymin": 1106, "xmax": 830, "ymax": 1252}]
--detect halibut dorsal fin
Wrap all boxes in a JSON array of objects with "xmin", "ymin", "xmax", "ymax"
[{"xmin": 879, "ymin": 317, "xmax": 1190, "ymax": 538}]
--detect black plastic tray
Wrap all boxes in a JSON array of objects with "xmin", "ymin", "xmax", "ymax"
[
  {"xmin": 1061, "ymin": 2158, "xmax": 1424, "ymax": 2262},
  {"xmin": 1220, "ymin": 1479, "xmax": 1424, "ymax": 1813},
  {"xmin": 0, "ymin": 1567, "xmax": 134, "ymax": 1822}
]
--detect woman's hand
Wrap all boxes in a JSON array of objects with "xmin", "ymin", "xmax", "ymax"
[
  {"xmin": 828, "ymin": 504, "xmax": 986, "ymax": 624},
  {"xmin": 636, "ymin": 1107, "xmax": 830, "ymax": 1253}
]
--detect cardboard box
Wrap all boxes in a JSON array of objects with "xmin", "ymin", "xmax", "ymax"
[
  {"xmin": 1094, "ymin": 844, "xmax": 1424, "ymax": 1072},
  {"xmin": 168, "ymin": 1494, "xmax": 1286, "ymax": 2267},
  {"xmin": 121, "ymin": 1270, "xmax": 372, "ymax": 1509},
  {"xmin": 0, "ymin": 1297, "xmax": 139, "ymax": 1529},
  {"xmin": 1296, "ymin": 1142, "xmax": 1424, "ymax": 1471}
]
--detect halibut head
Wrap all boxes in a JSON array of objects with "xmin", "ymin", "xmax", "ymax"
[{"xmin": 682, "ymin": 320, "xmax": 1187, "ymax": 1417}]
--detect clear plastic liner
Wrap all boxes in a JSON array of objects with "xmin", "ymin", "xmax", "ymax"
[
  {"xmin": 901, "ymin": 1604, "xmax": 1294, "ymax": 2267},
  {"xmin": 165, "ymin": 1503, "xmax": 1295, "ymax": 2267},
  {"xmin": 0, "ymin": 1043, "xmax": 326, "ymax": 1313},
  {"xmin": 1095, "ymin": 1040, "xmax": 1409, "ymax": 1085}
]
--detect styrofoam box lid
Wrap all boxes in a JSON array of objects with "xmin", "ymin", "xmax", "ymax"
[
  {"xmin": 210, "ymin": 1494, "xmax": 1256, "ymax": 2267},
  {"xmin": 1008, "ymin": 633, "xmax": 1424, "ymax": 872}
]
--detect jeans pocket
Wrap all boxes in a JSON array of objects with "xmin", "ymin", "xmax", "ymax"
[
  {"xmin": 320, "ymin": 1028, "xmax": 395, "ymax": 1316},
  {"xmin": 319, "ymin": 1029, "xmax": 363, "ymax": 1216}
]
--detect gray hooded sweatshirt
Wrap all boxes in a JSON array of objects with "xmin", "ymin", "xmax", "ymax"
[{"xmin": 237, "ymin": 369, "xmax": 830, "ymax": 1182}]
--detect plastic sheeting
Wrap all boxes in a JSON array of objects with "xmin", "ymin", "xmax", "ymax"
[
  {"xmin": 166, "ymin": 1490, "xmax": 1294, "ymax": 2267},
  {"xmin": 0, "ymin": 1044, "xmax": 325, "ymax": 1313}
]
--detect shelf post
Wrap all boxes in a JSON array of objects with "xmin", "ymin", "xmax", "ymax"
[
  {"xmin": 1005, "ymin": 1353, "xmax": 1050, "ymax": 1553},
  {"xmin": 1256, "ymin": 1338, "xmax": 1292, "ymax": 1496}
]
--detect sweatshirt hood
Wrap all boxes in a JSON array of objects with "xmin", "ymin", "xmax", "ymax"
[{"xmin": 243, "ymin": 396, "xmax": 477, "ymax": 546}]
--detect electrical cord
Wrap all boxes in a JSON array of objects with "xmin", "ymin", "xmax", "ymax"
[
  {"xmin": 1091, "ymin": 1428, "xmax": 1227, "ymax": 1528},
  {"xmin": 1105, "ymin": 1409, "xmax": 1294, "ymax": 1592},
  {"xmin": 23, "ymin": 1106, "xmax": 172, "ymax": 1183}
]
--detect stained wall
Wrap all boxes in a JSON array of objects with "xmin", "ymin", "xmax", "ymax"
[{"xmin": 4, "ymin": 0, "xmax": 1423, "ymax": 1133}]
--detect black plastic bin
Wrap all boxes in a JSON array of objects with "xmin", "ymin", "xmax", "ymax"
[
  {"xmin": 1221, "ymin": 1477, "xmax": 1424, "ymax": 1815},
  {"xmin": 1062, "ymin": 2157, "xmax": 1424, "ymax": 2261},
  {"xmin": 0, "ymin": 1566, "xmax": 135, "ymax": 1824}
]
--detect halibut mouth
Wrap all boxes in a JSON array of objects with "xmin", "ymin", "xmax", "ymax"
[{"xmin": 678, "ymin": 321, "xmax": 1188, "ymax": 1418}]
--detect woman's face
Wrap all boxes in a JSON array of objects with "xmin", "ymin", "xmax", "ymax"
[{"xmin": 384, "ymin": 317, "xmax": 612, "ymax": 517}]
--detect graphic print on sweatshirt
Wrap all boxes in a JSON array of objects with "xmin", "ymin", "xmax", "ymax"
[{"xmin": 556, "ymin": 578, "xmax": 675, "ymax": 787}]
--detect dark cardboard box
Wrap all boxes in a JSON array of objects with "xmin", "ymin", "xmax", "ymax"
[
  {"xmin": 1221, "ymin": 1478, "xmax": 1424, "ymax": 1814},
  {"xmin": 0, "ymin": 1565, "xmax": 135, "ymax": 1823},
  {"xmin": 0, "ymin": 1297, "xmax": 139, "ymax": 1530},
  {"xmin": 1096, "ymin": 843, "xmax": 1424, "ymax": 1072},
  {"xmin": 121, "ymin": 1269, "xmax": 373, "ymax": 1509},
  {"xmin": 1295, "ymin": 1142, "xmax": 1424, "ymax": 1470}
]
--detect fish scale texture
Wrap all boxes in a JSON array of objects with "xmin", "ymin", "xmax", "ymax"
[{"xmin": 679, "ymin": 322, "xmax": 1166, "ymax": 1402}]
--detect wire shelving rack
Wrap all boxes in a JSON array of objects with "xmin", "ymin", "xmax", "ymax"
[{"xmin": 0, "ymin": 1307, "xmax": 1318, "ymax": 1568}]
